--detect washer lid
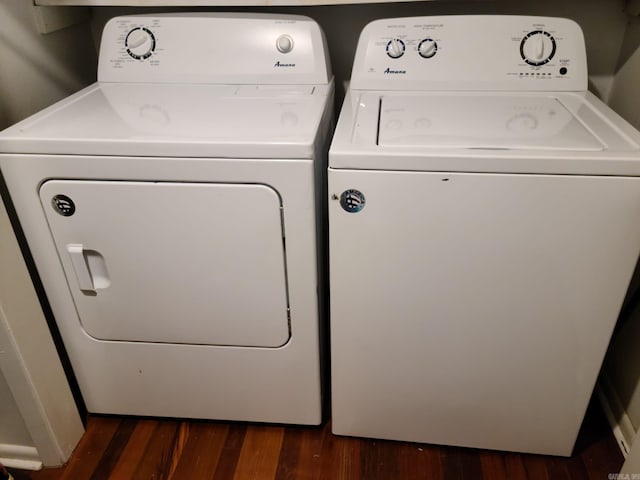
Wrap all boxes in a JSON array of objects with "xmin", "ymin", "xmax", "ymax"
[
  {"xmin": 0, "ymin": 82, "xmax": 331, "ymax": 158},
  {"xmin": 378, "ymin": 95, "xmax": 603, "ymax": 151}
]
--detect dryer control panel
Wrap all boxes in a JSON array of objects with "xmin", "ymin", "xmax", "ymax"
[
  {"xmin": 350, "ymin": 16, "xmax": 587, "ymax": 91},
  {"xmin": 98, "ymin": 13, "xmax": 331, "ymax": 85}
]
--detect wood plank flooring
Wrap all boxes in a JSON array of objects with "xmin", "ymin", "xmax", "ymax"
[{"xmin": 9, "ymin": 399, "xmax": 623, "ymax": 480}]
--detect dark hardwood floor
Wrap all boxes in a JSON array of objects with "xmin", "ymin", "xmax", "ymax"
[{"xmin": 10, "ymin": 399, "xmax": 623, "ymax": 480}]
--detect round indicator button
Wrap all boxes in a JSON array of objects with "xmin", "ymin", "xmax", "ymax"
[{"xmin": 276, "ymin": 35, "xmax": 294, "ymax": 54}]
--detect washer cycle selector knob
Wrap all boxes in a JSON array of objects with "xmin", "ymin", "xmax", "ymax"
[
  {"xmin": 520, "ymin": 30, "xmax": 556, "ymax": 66},
  {"xmin": 418, "ymin": 38, "xmax": 438, "ymax": 58},
  {"xmin": 125, "ymin": 27, "xmax": 156, "ymax": 60},
  {"xmin": 386, "ymin": 39, "xmax": 405, "ymax": 59}
]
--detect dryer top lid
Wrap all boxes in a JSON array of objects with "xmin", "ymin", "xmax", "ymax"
[{"xmin": 0, "ymin": 82, "xmax": 332, "ymax": 158}]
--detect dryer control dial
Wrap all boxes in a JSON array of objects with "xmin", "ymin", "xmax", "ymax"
[
  {"xmin": 520, "ymin": 30, "xmax": 556, "ymax": 66},
  {"xmin": 386, "ymin": 39, "xmax": 405, "ymax": 59},
  {"xmin": 276, "ymin": 34, "xmax": 294, "ymax": 54},
  {"xmin": 418, "ymin": 38, "xmax": 438, "ymax": 58},
  {"xmin": 125, "ymin": 27, "xmax": 156, "ymax": 60}
]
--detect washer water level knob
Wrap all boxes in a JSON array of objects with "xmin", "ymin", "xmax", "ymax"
[
  {"xmin": 276, "ymin": 35, "xmax": 294, "ymax": 54},
  {"xmin": 520, "ymin": 30, "xmax": 556, "ymax": 66},
  {"xmin": 418, "ymin": 38, "xmax": 438, "ymax": 58},
  {"xmin": 386, "ymin": 39, "xmax": 405, "ymax": 59},
  {"xmin": 125, "ymin": 27, "xmax": 156, "ymax": 60}
]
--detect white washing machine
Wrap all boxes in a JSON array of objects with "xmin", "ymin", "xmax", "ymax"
[
  {"xmin": 0, "ymin": 13, "xmax": 333, "ymax": 425},
  {"xmin": 329, "ymin": 15, "xmax": 640, "ymax": 455}
]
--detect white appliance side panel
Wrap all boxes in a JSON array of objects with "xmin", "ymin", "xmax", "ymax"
[
  {"xmin": 329, "ymin": 170, "xmax": 640, "ymax": 456},
  {"xmin": 39, "ymin": 180, "xmax": 289, "ymax": 347}
]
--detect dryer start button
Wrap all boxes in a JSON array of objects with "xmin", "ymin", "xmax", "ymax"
[{"xmin": 276, "ymin": 34, "xmax": 294, "ymax": 54}]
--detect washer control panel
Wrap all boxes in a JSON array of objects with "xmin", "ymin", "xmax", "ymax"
[
  {"xmin": 350, "ymin": 15, "xmax": 587, "ymax": 91},
  {"xmin": 98, "ymin": 13, "xmax": 331, "ymax": 84}
]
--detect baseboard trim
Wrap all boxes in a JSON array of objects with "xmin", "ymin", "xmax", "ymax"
[
  {"xmin": 0, "ymin": 443, "xmax": 42, "ymax": 471},
  {"xmin": 596, "ymin": 373, "xmax": 636, "ymax": 457}
]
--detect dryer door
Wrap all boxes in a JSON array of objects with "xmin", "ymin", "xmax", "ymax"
[{"xmin": 40, "ymin": 180, "xmax": 290, "ymax": 347}]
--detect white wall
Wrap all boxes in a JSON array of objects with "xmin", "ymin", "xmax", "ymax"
[
  {"xmin": 0, "ymin": 373, "xmax": 33, "ymax": 448},
  {"xmin": 605, "ymin": 308, "xmax": 640, "ymax": 431},
  {"xmin": 609, "ymin": 15, "xmax": 640, "ymax": 129},
  {"xmin": 621, "ymin": 430, "xmax": 640, "ymax": 474},
  {"xmin": 0, "ymin": 194, "xmax": 85, "ymax": 467},
  {"xmin": 604, "ymin": 13, "xmax": 640, "ymax": 455},
  {"xmin": 0, "ymin": 0, "xmax": 96, "ymax": 129},
  {"xmin": 0, "ymin": 0, "xmax": 95, "ymax": 467}
]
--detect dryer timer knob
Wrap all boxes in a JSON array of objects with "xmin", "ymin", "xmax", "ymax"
[{"xmin": 125, "ymin": 27, "xmax": 156, "ymax": 60}]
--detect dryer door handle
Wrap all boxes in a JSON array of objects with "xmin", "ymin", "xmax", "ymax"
[
  {"xmin": 66, "ymin": 245, "xmax": 111, "ymax": 293},
  {"xmin": 67, "ymin": 244, "xmax": 95, "ymax": 292}
]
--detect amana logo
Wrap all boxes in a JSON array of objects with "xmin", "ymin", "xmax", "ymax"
[
  {"xmin": 384, "ymin": 68, "xmax": 407, "ymax": 74},
  {"xmin": 339, "ymin": 189, "xmax": 366, "ymax": 213},
  {"xmin": 274, "ymin": 61, "xmax": 296, "ymax": 68}
]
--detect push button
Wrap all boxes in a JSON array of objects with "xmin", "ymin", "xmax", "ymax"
[{"xmin": 276, "ymin": 35, "xmax": 294, "ymax": 54}]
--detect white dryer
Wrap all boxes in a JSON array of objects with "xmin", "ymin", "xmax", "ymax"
[
  {"xmin": 0, "ymin": 13, "xmax": 333, "ymax": 425},
  {"xmin": 329, "ymin": 15, "xmax": 640, "ymax": 455}
]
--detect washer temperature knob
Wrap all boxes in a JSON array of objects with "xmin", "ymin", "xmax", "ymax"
[
  {"xmin": 386, "ymin": 39, "xmax": 405, "ymax": 59},
  {"xmin": 520, "ymin": 30, "xmax": 556, "ymax": 66},
  {"xmin": 418, "ymin": 38, "xmax": 438, "ymax": 58},
  {"xmin": 125, "ymin": 27, "xmax": 156, "ymax": 60}
]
